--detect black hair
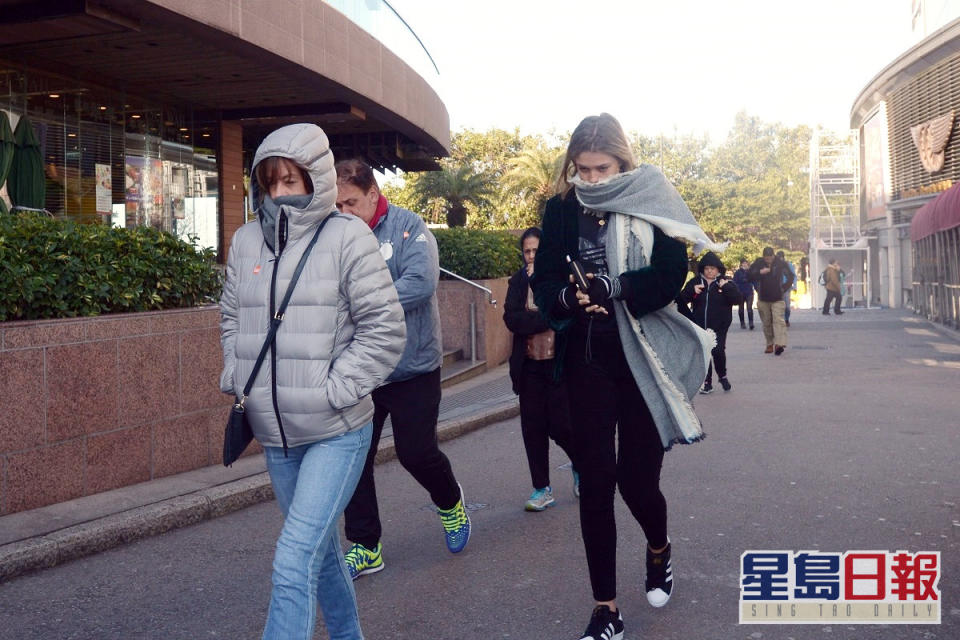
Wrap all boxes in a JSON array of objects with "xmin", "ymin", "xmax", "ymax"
[{"xmin": 520, "ymin": 227, "xmax": 541, "ymax": 246}]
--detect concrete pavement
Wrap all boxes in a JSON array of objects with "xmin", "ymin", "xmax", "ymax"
[{"xmin": 1, "ymin": 308, "xmax": 958, "ymax": 639}]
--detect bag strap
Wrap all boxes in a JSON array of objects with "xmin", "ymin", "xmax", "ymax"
[{"xmin": 237, "ymin": 213, "xmax": 333, "ymax": 405}]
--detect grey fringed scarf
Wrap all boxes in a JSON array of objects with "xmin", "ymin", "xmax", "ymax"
[{"xmin": 571, "ymin": 165, "xmax": 725, "ymax": 449}]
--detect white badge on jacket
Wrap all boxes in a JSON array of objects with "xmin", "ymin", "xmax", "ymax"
[{"xmin": 379, "ymin": 241, "xmax": 394, "ymax": 261}]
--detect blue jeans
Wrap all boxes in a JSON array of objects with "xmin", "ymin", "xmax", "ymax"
[{"xmin": 262, "ymin": 423, "xmax": 372, "ymax": 640}]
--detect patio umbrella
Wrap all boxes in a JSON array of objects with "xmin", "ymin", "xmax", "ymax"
[
  {"xmin": 8, "ymin": 116, "xmax": 45, "ymax": 212},
  {"xmin": 0, "ymin": 111, "xmax": 13, "ymax": 214}
]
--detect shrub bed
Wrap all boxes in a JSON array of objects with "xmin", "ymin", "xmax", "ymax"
[
  {"xmin": 0, "ymin": 213, "xmax": 221, "ymax": 321},
  {"xmin": 433, "ymin": 227, "xmax": 520, "ymax": 280}
]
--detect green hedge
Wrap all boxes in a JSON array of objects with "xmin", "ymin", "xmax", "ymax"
[
  {"xmin": 433, "ymin": 227, "xmax": 520, "ymax": 280},
  {"xmin": 0, "ymin": 213, "xmax": 222, "ymax": 322}
]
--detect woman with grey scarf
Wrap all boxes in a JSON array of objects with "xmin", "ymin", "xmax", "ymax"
[{"xmin": 531, "ymin": 113, "xmax": 720, "ymax": 640}]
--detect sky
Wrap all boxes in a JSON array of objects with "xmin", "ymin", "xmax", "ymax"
[{"xmin": 387, "ymin": 0, "xmax": 923, "ymax": 144}]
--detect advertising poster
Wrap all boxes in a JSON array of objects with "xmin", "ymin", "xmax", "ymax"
[
  {"xmin": 95, "ymin": 163, "xmax": 111, "ymax": 214},
  {"xmin": 862, "ymin": 112, "xmax": 888, "ymax": 221},
  {"xmin": 125, "ymin": 156, "xmax": 165, "ymax": 226}
]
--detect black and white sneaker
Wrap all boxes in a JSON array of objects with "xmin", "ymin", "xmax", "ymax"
[
  {"xmin": 646, "ymin": 542, "xmax": 673, "ymax": 607},
  {"xmin": 578, "ymin": 605, "xmax": 623, "ymax": 640}
]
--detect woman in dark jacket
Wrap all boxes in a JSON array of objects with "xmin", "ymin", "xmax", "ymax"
[
  {"xmin": 503, "ymin": 227, "xmax": 577, "ymax": 511},
  {"xmin": 531, "ymin": 113, "xmax": 718, "ymax": 640},
  {"xmin": 678, "ymin": 251, "xmax": 742, "ymax": 393},
  {"xmin": 732, "ymin": 258, "xmax": 755, "ymax": 330}
]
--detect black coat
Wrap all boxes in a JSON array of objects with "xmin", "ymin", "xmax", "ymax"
[
  {"xmin": 677, "ymin": 274, "xmax": 742, "ymax": 331},
  {"xmin": 748, "ymin": 257, "xmax": 794, "ymax": 302},
  {"xmin": 530, "ymin": 192, "xmax": 688, "ymax": 379},
  {"xmin": 503, "ymin": 266, "xmax": 550, "ymax": 394}
]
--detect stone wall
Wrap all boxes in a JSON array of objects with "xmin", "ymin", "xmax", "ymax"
[
  {"xmin": 0, "ymin": 282, "xmax": 513, "ymax": 517},
  {"xmin": 436, "ymin": 277, "xmax": 510, "ymax": 368},
  {"xmin": 0, "ymin": 307, "xmax": 241, "ymax": 516}
]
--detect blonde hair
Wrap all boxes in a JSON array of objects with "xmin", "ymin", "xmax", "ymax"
[{"xmin": 555, "ymin": 113, "xmax": 636, "ymax": 196}]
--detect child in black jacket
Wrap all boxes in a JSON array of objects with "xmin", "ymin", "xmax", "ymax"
[{"xmin": 678, "ymin": 251, "xmax": 742, "ymax": 393}]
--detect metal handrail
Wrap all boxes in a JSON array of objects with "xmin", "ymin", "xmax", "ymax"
[
  {"xmin": 439, "ymin": 267, "xmax": 497, "ymax": 364},
  {"xmin": 439, "ymin": 267, "xmax": 497, "ymax": 307}
]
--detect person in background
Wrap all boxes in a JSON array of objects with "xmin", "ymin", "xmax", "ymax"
[
  {"xmin": 776, "ymin": 250, "xmax": 797, "ymax": 327},
  {"xmin": 504, "ymin": 227, "xmax": 579, "ymax": 511},
  {"xmin": 732, "ymin": 258, "xmax": 755, "ymax": 330},
  {"xmin": 749, "ymin": 247, "xmax": 793, "ymax": 356},
  {"xmin": 335, "ymin": 159, "xmax": 471, "ymax": 582},
  {"xmin": 219, "ymin": 124, "xmax": 405, "ymax": 640},
  {"xmin": 678, "ymin": 251, "xmax": 742, "ymax": 393},
  {"xmin": 532, "ymin": 113, "xmax": 717, "ymax": 640},
  {"xmin": 822, "ymin": 258, "xmax": 845, "ymax": 316},
  {"xmin": 799, "ymin": 256, "xmax": 810, "ymax": 296}
]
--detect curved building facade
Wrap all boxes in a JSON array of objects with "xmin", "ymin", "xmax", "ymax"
[
  {"xmin": 850, "ymin": 16, "xmax": 960, "ymax": 314},
  {"xmin": 0, "ymin": 0, "xmax": 449, "ymax": 259}
]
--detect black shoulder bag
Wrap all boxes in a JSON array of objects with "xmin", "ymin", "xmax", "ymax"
[{"xmin": 223, "ymin": 216, "xmax": 331, "ymax": 466}]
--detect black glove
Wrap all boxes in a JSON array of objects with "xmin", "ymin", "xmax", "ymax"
[
  {"xmin": 586, "ymin": 275, "xmax": 615, "ymax": 306},
  {"xmin": 559, "ymin": 284, "xmax": 579, "ymax": 310}
]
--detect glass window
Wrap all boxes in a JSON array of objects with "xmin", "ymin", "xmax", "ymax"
[{"xmin": 0, "ymin": 65, "xmax": 220, "ymax": 252}]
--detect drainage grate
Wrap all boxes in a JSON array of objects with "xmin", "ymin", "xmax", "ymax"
[{"xmin": 439, "ymin": 376, "xmax": 515, "ymax": 415}]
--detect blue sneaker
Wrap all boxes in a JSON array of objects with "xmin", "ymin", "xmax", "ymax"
[
  {"xmin": 437, "ymin": 484, "xmax": 471, "ymax": 553},
  {"xmin": 525, "ymin": 486, "xmax": 555, "ymax": 511}
]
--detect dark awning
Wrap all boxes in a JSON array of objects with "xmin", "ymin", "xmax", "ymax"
[{"xmin": 910, "ymin": 182, "xmax": 960, "ymax": 242}]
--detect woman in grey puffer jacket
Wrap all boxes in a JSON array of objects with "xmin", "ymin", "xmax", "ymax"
[{"xmin": 219, "ymin": 123, "xmax": 405, "ymax": 640}]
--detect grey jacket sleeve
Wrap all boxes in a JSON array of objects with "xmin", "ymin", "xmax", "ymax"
[
  {"xmin": 218, "ymin": 239, "xmax": 240, "ymax": 396},
  {"xmin": 326, "ymin": 223, "xmax": 406, "ymax": 410},
  {"xmin": 393, "ymin": 217, "xmax": 438, "ymax": 312}
]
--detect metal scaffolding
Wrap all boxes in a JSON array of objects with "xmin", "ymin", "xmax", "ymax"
[{"xmin": 808, "ymin": 129, "xmax": 871, "ymax": 310}]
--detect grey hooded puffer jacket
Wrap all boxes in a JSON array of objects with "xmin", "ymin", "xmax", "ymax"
[{"xmin": 219, "ymin": 123, "xmax": 405, "ymax": 449}]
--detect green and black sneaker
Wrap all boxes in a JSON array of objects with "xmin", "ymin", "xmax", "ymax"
[{"xmin": 344, "ymin": 542, "xmax": 384, "ymax": 580}]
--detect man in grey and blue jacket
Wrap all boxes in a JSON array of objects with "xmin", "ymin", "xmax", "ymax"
[{"xmin": 335, "ymin": 159, "xmax": 471, "ymax": 579}]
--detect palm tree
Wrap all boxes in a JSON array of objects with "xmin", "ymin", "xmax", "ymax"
[
  {"xmin": 415, "ymin": 164, "xmax": 492, "ymax": 227},
  {"xmin": 502, "ymin": 146, "xmax": 563, "ymax": 217}
]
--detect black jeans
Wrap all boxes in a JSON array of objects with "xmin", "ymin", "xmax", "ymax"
[
  {"xmin": 823, "ymin": 290, "xmax": 842, "ymax": 314},
  {"xmin": 343, "ymin": 368, "xmax": 459, "ymax": 550},
  {"xmin": 737, "ymin": 290, "xmax": 754, "ymax": 326},
  {"xmin": 565, "ymin": 330, "xmax": 668, "ymax": 602},
  {"xmin": 518, "ymin": 358, "xmax": 576, "ymax": 490},
  {"xmin": 706, "ymin": 326, "xmax": 729, "ymax": 382}
]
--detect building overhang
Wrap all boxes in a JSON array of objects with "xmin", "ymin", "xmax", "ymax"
[
  {"xmin": 0, "ymin": 0, "xmax": 449, "ymax": 171},
  {"xmin": 850, "ymin": 17, "xmax": 960, "ymax": 128}
]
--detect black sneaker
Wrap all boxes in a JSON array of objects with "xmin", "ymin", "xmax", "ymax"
[
  {"xmin": 719, "ymin": 377, "xmax": 731, "ymax": 391},
  {"xmin": 699, "ymin": 381, "xmax": 713, "ymax": 394},
  {"xmin": 749, "ymin": 323, "xmax": 755, "ymax": 330},
  {"xmin": 646, "ymin": 543, "xmax": 673, "ymax": 607},
  {"xmin": 578, "ymin": 605, "xmax": 623, "ymax": 640}
]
